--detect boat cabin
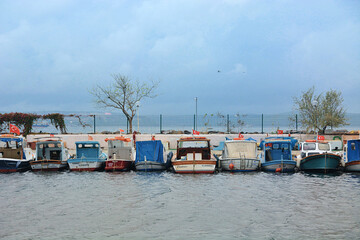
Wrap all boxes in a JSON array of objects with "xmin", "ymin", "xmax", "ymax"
[
  {"xmin": 176, "ymin": 137, "xmax": 211, "ymax": 160},
  {"xmin": 264, "ymin": 140, "xmax": 292, "ymax": 162},
  {"xmin": 36, "ymin": 140, "xmax": 67, "ymax": 161},
  {"xmin": 0, "ymin": 136, "xmax": 24, "ymax": 159},
  {"xmin": 106, "ymin": 137, "xmax": 133, "ymax": 160},
  {"xmin": 76, "ymin": 141, "xmax": 101, "ymax": 159},
  {"xmin": 343, "ymin": 139, "xmax": 360, "ymax": 163},
  {"xmin": 298, "ymin": 140, "xmax": 331, "ymax": 158},
  {"xmin": 222, "ymin": 140, "xmax": 257, "ymax": 159}
]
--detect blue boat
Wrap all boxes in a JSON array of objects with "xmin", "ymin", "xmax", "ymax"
[
  {"xmin": 344, "ymin": 139, "xmax": 360, "ymax": 172},
  {"xmin": 259, "ymin": 137, "xmax": 298, "ymax": 150},
  {"xmin": 0, "ymin": 135, "xmax": 34, "ymax": 173},
  {"xmin": 298, "ymin": 141, "xmax": 341, "ymax": 173},
  {"xmin": 260, "ymin": 140, "xmax": 296, "ymax": 173},
  {"xmin": 135, "ymin": 140, "xmax": 169, "ymax": 171},
  {"xmin": 68, "ymin": 141, "xmax": 107, "ymax": 171}
]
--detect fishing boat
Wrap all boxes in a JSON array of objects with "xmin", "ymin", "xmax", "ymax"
[
  {"xmin": 218, "ymin": 138, "xmax": 260, "ymax": 172},
  {"xmin": 135, "ymin": 140, "xmax": 169, "ymax": 171},
  {"xmin": 105, "ymin": 136, "xmax": 134, "ymax": 171},
  {"xmin": 68, "ymin": 141, "xmax": 107, "ymax": 171},
  {"xmin": 297, "ymin": 140, "xmax": 341, "ymax": 173},
  {"xmin": 260, "ymin": 139, "xmax": 296, "ymax": 172},
  {"xmin": 30, "ymin": 137, "xmax": 70, "ymax": 171},
  {"xmin": 0, "ymin": 134, "xmax": 34, "ymax": 173},
  {"xmin": 171, "ymin": 136, "xmax": 216, "ymax": 174},
  {"xmin": 344, "ymin": 139, "xmax": 360, "ymax": 172}
]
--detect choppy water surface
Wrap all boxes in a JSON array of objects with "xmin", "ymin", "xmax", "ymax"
[{"xmin": 1, "ymin": 171, "xmax": 360, "ymax": 240}]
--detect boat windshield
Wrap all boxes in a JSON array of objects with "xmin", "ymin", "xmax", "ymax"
[
  {"xmin": 318, "ymin": 143, "xmax": 330, "ymax": 151},
  {"xmin": 179, "ymin": 141, "xmax": 208, "ymax": 148},
  {"xmin": 303, "ymin": 143, "xmax": 316, "ymax": 151}
]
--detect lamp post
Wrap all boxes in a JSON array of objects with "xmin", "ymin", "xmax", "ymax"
[
  {"xmin": 312, "ymin": 100, "xmax": 318, "ymax": 134},
  {"xmin": 194, "ymin": 97, "xmax": 198, "ymax": 131},
  {"xmin": 136, "ymin": 101, "xmax": 140, "ymax": 133}
]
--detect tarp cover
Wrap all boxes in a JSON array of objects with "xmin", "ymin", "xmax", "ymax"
[
  {"xmin": 347, "ymin": 140, "xmax": 360, "ymax": 162},
  {"xmin": 135, "ymin": 140, "xmax": 164, "ymax": 163},
  {"xmin": 224, "ymin": 141, "xmax": 257, "ymax": 159}
]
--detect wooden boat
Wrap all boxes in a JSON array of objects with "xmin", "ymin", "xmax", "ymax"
[
  {"xmin": 344, "ymin": 139, "xmax": 360, "ymax": 172},
  {"xmin": 68, "ymin": 141, "xmax": 107, "ymax": 171},
  {"xmin": 219, "ymin": 138, "xmax": 260, "ymax": 172},
  {"xmin": 105, "ymin": 136, "xmax": 134, "ymax": 171},
  {"xmin": 135, "ymin": 140, "xmax": 168, "ymax": 171},
  {"xmin": 171, "ymin": 136, "xmax": 216, "ymax": 174},
  {"xmin": 0, "ymin": 135, "xmax": 34, "ymax": 173},
  {"xmin": 29, "ymin": 138, "xmax": 69, "ymax": 171},
  {"xmin": 298, "ymin": 140, "xmax": 341, "ymax": 173},
  {"xmin": 260, "ymin": 139, "xmax": 296, "ymax": 173}
]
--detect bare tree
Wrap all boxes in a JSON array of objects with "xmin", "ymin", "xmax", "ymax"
[
  {"xmin": 293, "ymin": 87, "xmax": 348, "ymax": 134},
  {"xmin": 90, "ymin": 74, "xmax": 159, "ymax": 133}
]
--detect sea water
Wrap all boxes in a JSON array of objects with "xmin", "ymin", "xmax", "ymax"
[{"xmin": 1, "ymin": 171, "xmax": 360, "ymax": 239}]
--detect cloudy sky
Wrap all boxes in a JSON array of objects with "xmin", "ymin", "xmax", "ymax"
[{"xmin": 0, "ymin": 0, "xmax": 359, "ymax": 115}]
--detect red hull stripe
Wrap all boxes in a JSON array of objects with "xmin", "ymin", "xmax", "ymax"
[
  {"xmin": 172, "ymin": 161, "xmax": 216, "ymax": 165},
  {"xmin": 70, "ymin": 168, "xmax": 98, "ymax": 171},
  {"xmin": 346, "ymin": 161, "xmax": 360, "ymax": 166},
  {"xmin": 0, "ymin": 169, "xmax": 17, "ymax": 173}
]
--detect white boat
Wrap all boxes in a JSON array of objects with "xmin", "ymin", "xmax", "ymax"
[
  {"xmin": 68, "ymin": 141, "xmax": 107, "ymax": 171},
  {"xmin": 171, "ymin": 136, "xmax": 216, "ymax": 174},
  {"xmin": 0, "ymin": 134, "xmax": 34, "ymax": 173},
  {"xmin": 219, "ymin": 139, "xmax": 260, "ymax": 172},
  {"xmin": 344, "ymin": 139, "xmax": 360, "ymax": 172},
  {"xmin": 105, "ymin": 136, "xmax": 135, "ymax": 171},
  {"xmin": 30, "ymin": 137, "xmax": 69, "ymax": 171}
]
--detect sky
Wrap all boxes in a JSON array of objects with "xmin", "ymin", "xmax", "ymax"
[{"xmin": 0, "ymin": 0, "xmax": 359, "ymax": 115}]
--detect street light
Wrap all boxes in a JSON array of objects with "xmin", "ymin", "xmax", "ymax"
[
  {"xmin": 194, "ymin": 97, "xmax": 198, "ymax": 131},
  {"xmin": 136, "ymin": 101, "xmax": 140, "ymax": 133},
  {"xmin": 312, "ymin": 100, "xmax": 318, "ymax": 134}
]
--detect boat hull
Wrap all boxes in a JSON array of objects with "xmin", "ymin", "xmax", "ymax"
[
  {"xmin": 220, "ymin": 158, "xmax": 259, "ymax": 172},
  {"xmin": 68, "ymin": 159, "xmax": 105, "ymax": 171},
  {"xmin": 105, "ymin": 159, "xmax": 133, "ymax": 171},
  {"xmin": 261, "ymin": 160, "xmax": 296, "ymax": 173},
  {"xmin": 172, "ymin": 160, "xmax": 216, "ymax": 174},
  {"xmin": 345, "ymin": 160, "xmax": 360, "ymax": 172},
  {"xmin": 30, "ymin": 160, "xmax": 68, "ymax": 171},
  {"xmin": 0, "ymin": 159, "xmax": 31, "ymax": 173},
  {"xmin": 135, "ymin": 161, "xmax": 167, "ymax": 171},
  {"xmin": 300, "ymin": 153, "xmax": 341, "ymax": 173}
]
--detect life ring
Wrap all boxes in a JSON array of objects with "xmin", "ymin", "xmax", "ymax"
[{"xmin": 333, "ymin": 136, "xmax": 341, "ymax": 141}]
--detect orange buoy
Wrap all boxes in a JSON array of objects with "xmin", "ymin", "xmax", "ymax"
[
  {"xmin": 275, "ymin": 167, "xmax": 282, "ymax": 172},
  {"xmin": 229, "ymin": 163, "xmax": 234, "ymax": 170}
]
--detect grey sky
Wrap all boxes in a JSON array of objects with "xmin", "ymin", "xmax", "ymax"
[{"xmin": 1, "ymin": 0, "xmax": 359, "ymax": 115}]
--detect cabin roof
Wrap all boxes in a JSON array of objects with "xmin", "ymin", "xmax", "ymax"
[
  {"xmin": 75, "ymin": 141, "xmax": 100, "ymax": 145},
  {"xmin": 178, "ymin": 136, "xmax": 209, "ymax": 142}
]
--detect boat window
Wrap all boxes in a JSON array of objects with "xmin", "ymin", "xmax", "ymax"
[
  {"xmin": 303, "ymin": 143, "xmax": 316, "ymax": 151},
  {"xmin": 282, "ymin": 144, "xmax": 289, "ymax": 150},
  {"xmin": 179, "ymin": 141, "xmax": 208, "ymax": 148},
  {"xmin": 48, "ymin": 144, "xmax": 56, "ymax": 148},
  {"xmin": 95, "ymin": 144, "xmax": 99, "ymax": 148},
  {"xmin": 351, "ymin": 143, "xmax": 356, "ymax": 151},
  {"xmin": 78, "ymin": 144, "xmax": 83, "ymax": 148},
  {"xmin": 272, "ymin": 143, "xmax": 280, "ymax": 150},
  {"xmin": 318, "ymin": 143, "xmax": 330, "ymax": 151}
]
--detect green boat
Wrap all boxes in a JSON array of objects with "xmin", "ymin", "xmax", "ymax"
[{"xmin": 298, "ymin": 141, "xmax": 341, "ymax": 173}]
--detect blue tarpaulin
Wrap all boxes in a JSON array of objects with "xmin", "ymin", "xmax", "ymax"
[
  {"xmin": 260, "ymin": 137, "xmax": 298, "ymax": 150},
  {"xmin": 135, "ymin": 140, "xmax": 164, "ymax": 163}
]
